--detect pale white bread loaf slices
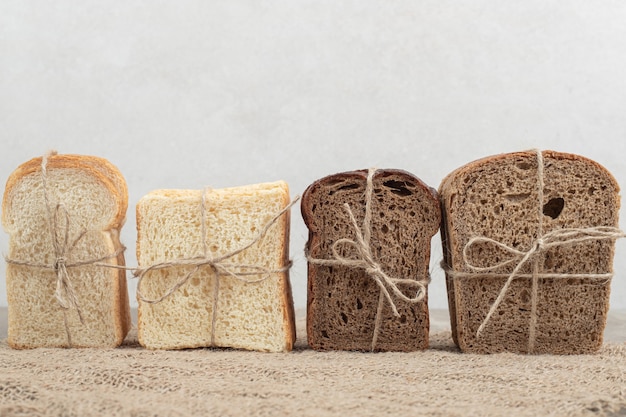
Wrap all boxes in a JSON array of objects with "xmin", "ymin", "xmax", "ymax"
[
  {"xmin": 136, "ymin": 181, "xmax": 296, "ymax": 352},
  {"xmin": 2, "ymin": 154, "xmax": 131, "ymax": 348},
  {"xmin": 439, "ymin": 150, "xmax": 621, "ymax": 354}
]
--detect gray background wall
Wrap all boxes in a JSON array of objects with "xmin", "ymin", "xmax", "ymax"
[{"xmin": 2, "ymin": 1, "xmax": 626, "ymax": 312}]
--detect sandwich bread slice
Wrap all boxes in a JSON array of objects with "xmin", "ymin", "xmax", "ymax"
[
  {"xmin": 2, "ymin": 152, "xmax": 131, "ymax": 348},
  {"xmin": 136, "ymin": 181, "xmax": 296, "ymax": 352}
]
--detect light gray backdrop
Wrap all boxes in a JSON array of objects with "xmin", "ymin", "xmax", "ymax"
[{"xmin": 2, "ymin": 1, "xmax": 626, "ymax": 313}]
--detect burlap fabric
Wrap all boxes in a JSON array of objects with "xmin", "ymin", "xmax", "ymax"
[{"xmin": 1, "ymin": 314, "xmax": 625, "ymax": 417}]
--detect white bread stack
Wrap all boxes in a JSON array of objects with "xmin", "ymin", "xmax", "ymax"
[
  {"xmin": 2, "ymin": 153, "xmax": 131, "ymax": 348},
  {"xmin": 136, "ymin": 181, "xmax": 296, "ymax": 352}
]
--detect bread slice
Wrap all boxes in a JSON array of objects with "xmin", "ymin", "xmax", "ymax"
[
  {"xmin": 302, "ymin": 169, "xmax": 440, "ymax": 351},
  {"xmin": 439, "ymin": 150, "xmax": 621, "ymax": 354},
  {"xmin": 136, "ymin": 181, "xmax": 296, "ymax": 352},
  {"xmin": 2, "ymin": 153, "xmax": 131, "ymax": 348}
]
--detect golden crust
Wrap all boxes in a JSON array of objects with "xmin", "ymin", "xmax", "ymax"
[
  {"xmin": 2, "ymin": 154, "xmax": 128, "ymax": 230},
  {"xmin": 277, "ymin": 182, "xmax": 296, "ymax": 351}
]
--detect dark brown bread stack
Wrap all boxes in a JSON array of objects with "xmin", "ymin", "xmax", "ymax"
[
  {"xmin": 439, "ymin": 150, "xmax": 621, "ymax": 354},
  {"xmin": 302, "ymin": 169, "xmax": 440, "ymax": 351}
]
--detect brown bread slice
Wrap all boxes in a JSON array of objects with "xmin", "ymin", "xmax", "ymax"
[
  {"xmin": 2, "ymin": 153, "xmax": 131, "ymax": 348},
  {"xmin": 439, "ymin": 150, "xmax": 621, "ymax": 354},
  {"xmin": 302, "ymin": 169, "xmax": 440, "ymax": 351}
]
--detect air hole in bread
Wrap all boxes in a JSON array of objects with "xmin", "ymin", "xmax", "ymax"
[
  {"xmin": 340, "ymin": 312, "xmax": 348, "ymax": 324},
  {"xmin": 504, "ymin": 193, "xmax": 530, "ymax": 203},
  {"xmin": 517, "ymin": 162, "xmax": 532, "ymax": 170},
  {"xmin": 321, "ymin": 330, "xmax": 329, "ymax": 339},
  {"xmin": 520, "ymin": 289, "xmax": 530, "ymax": 304},
  {"xmin": 328, "ymin": 183, "xmax": 359, "ymax": 195},
  {"xmin": 383, "ymin": 180, "xmax": 413, "ymax": 196},
  {"xmin": 543, "ymin": 197, "xmax": 565, "ymax": 219},
  {"xmin": 356, "ymin": 298, "xmax": 363, "ymax": 309}
]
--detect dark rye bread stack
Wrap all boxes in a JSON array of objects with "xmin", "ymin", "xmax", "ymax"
[
  {"xmin": 302, "ymin": 169, "xmax": 440, "ymax": 351},
  {"xmin": 439, "ymin": 150, "xmax": 621, "ymax": 354}
]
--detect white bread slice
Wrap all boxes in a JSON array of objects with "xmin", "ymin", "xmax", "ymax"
[
  {"xmin": 136, "ymin": 181, "xmax": 296, "ymax": 352},
  {"xmin": 2, "ymin": 153, "xmax": 131, "ymax": 348}
]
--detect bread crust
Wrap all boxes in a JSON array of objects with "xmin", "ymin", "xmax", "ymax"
[
  {"xmin": 3, "ymin": 153, "xmax": 130, "ymax": 348},
  {"xmin": 439, "ymin": 150, "xmax": 620, "ymax": 354},
  {"xmin": 278, "ymin": 183, "xmax": 297, "ymax": 350},
  {"xmin": 3, "ymin": 154, "xmax": 128, "ymax": 230},
  {"xmin": 302, "ymin": 169, "xmax": 440, "ymax": 351},
  {"xmin": 440, "ymin": 150, "xmax": 620, "ymax": 198}
]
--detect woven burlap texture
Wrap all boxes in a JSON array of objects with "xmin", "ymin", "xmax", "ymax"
[{"xmin": 1, "ymin": 316, "xmax": 625, "ymax": 417}]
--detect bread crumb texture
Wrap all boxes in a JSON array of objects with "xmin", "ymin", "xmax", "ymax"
[
  {"xmin": 136, "ymin": 181, "xmax": 294, "ymax": 352},
  {"xmin": 2, "ymin": 154, "xmax": 130, "ymax": 348},
  {"xmin": 302, "ymin": 169, "xmax": 440, "ymax": 351},
  {"xmin": 439, "ymin": 150, "xmax": 620, "ymax": 354}
]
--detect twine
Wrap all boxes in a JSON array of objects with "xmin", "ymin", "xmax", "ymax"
[
  {"xmin": 443, "ymin": 149, "xmax": 625, "ymax": 352},
  {"xmin": 4, "ymin": 150, "xmax": 126, "ymax": 347},
  {"xmin": 135, "ymin": 190, "xmax": 298, "ymax": 346},
  {"xmin": 306, "ymin": 168, "xmax": 428, "ymax": 351}
]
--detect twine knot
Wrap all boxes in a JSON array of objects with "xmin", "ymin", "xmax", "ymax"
[
  {"xmin": 54, "ymin": 257, "xmax": 67, "ymax": 271},
  {"xmin": 533, "ymin": 238, "xmax": 545, "ymax": 253}
]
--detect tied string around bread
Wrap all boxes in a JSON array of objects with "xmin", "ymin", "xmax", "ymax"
[
  {"xmin": 443, "ymin": 149, "xmax": 625, "ymax": 353},
  {"xmin": 4, "ymin": 150, "xmax": 125, "ymax": 347},
  {"xmin": 306, "ymin": 168, "xmax": 428, "ymax": 351},
  {"xmin": 134, "ymin": 189, "xmax": 298, "ymax": 347}
]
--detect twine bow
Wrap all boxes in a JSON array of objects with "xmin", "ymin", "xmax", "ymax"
[
  {"xmin": 326, "ymin": 203, "xmax": 428, "ymax": 318},
  {"xmin": 306, "ymin": 168, "xmax": 428, "ymax": 351},
  {"xmin": 465, "ymin": 226, "xmax": 625, "ymax": 340}
]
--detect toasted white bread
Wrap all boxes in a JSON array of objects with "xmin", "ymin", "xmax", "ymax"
[
  {"xmin": 2, "ymin": 153, "xmax": 131, "ymax": 348},
  {"xmin": 136, "ymin": 181, "xmax": 296, "ymax": 352}
]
